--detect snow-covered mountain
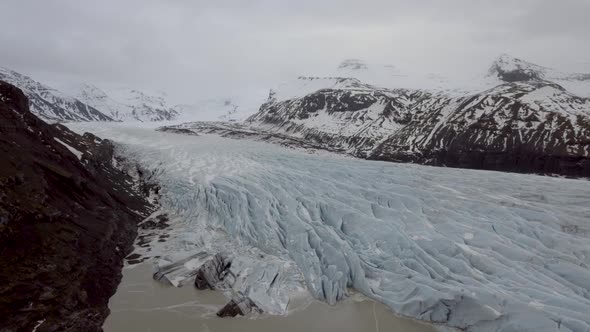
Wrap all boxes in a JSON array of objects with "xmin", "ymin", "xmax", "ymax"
[
  {"xmin": 0, "ymin": 67, "xmax": 114, "ymax": 122},
  {"xmin": 333, "ymin": 59, "xmax": 458, "ymax": 93},
  {"xmin": 316, "ymin": 56, "xmax": 590, "ymax": 98},
  {"xmin": 167, "ymin": 55, "xmax": 590, "ymax": 177},
  {"xmin": 245, "ymin": 73, "xmax": 590, "ymax": 176},
  {"xmin": 270, "ymin": 76, "xmax": 374, "ymax": 101},
  {"xmin": 0, "ymin": 67, "xmax": 180, "ymax": 122},
  {"xmin": 0, "ymin": 66, "xmax": 262, "ymax": 123},
  {"xmin": 487, "ymin": 54, "xmax": 590, "ymax": 97},
  {"xmin": 74, "ymin": 83, "xmax": 179, "ymax": 122}
]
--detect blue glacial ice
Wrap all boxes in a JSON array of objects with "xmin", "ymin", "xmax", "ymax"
[{"xmin": 68, "ymin": 123, "xmax": 590, "ymax": 332}]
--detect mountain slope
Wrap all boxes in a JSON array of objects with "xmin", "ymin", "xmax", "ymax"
[
  {"xmin": 0, "ymin": 68, "xmax": 114, "ymax": 122},
  {"xmin": 488, "ymin": 54, "xmax": 549, "ymax": 82},
  {"xmin": 74, "ymin": 84, "xmax": 179, "ymax": 122},
  {"xmin": 488, "ymin": 54, "xmax": 590, "ymax": 97},
  {"xmin": 241, "ymin": 76, "xmax": 590, "ymax": 177},
  {"xmin": 369, "ymin": 81, "xmax": 590, "ymax": 176},
  {"xmin": 236, "ymin": 55, "xmax": 590, "ymax": 177},
  {"xmin": 0, "ymin": 80, "xmax": 155, "ymax": 331},
  {"xmin": 247, "ymin": 78, "xmax": 425, "ymax": 155}
]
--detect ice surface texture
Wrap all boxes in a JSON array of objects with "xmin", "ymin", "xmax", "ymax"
[{"xmin": 69, "ymin": 123, "xmax": 590, "ymax": 331}]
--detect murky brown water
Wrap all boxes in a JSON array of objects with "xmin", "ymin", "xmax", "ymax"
[{"xmin": 104, "ymin": 264, "xmax": 438, "ymax": 332}]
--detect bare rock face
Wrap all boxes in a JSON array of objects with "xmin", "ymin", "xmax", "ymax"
[{"xmin": 0, "ymin": 80, "xmax": 155, "ymax": 331}]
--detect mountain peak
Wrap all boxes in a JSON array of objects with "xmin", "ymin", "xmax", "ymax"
[
  {"xmin": 494, "ymin": 54, "xmax": 547, "ymax": 70},
  {"xmin": 488, "ymin": 54, "xmax": 548, "ymax": 82},
  {"xmin": 338, "ymin": 59, "xmax": 368, "ymax": 71},
  {"xmin": 78, "ymin": 83, "xmax": 109, "ymax": 100}
]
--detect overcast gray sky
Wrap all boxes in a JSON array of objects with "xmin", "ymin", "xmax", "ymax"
[{"xmin": 1, "ymin": 0, "xmax": 589, "ymax": 101}]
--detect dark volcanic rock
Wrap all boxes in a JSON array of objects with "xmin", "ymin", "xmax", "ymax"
[{"xmin": 0, "ymin": 81, "xmax": 155, "ymax": 331}]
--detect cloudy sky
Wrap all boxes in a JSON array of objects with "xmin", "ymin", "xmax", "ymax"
[{"xmin": 1, "ymin": 0, "xmax": 589, "ymax": 102}]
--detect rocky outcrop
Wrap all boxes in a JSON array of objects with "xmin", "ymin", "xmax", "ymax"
[
  {"xmin": 0, "ymin": 68, "xmax": 182, "ymax": 123},
  {"xmin": 0, "ymin": 81, "xmax": 155, "ymax": 331}
]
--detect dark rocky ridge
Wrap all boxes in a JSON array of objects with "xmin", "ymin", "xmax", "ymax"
[{"xmin": 0, "ymin": 81, "xmax": 156, "ymax": 331}]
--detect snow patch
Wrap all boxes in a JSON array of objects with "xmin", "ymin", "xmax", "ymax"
[
  {"xmin": 32, "ymin": 319, "xmax": 45, "ymax": 332},
  {"xmin": 53, "ymin": 138, "xmax": 83, "ymax": 160}
]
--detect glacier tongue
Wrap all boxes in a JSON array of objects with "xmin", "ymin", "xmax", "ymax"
[{"xmin": 68, "ymin": 122, "xmax": 590, "ymax": 332}]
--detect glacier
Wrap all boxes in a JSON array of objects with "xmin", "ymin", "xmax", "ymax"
[{"xmin": 68, "ymin": 122, "xmax": 590, "ymax": 332}]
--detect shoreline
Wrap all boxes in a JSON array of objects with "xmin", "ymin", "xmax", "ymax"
[{"xmin": 104, "ymin": 263, "xmax": 439, "ymax": 332}]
